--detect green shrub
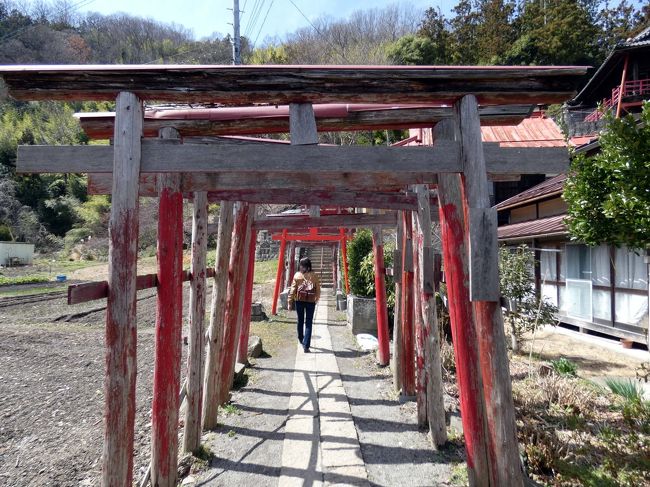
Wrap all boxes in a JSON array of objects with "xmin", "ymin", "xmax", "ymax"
[
  {"xmin": 0, "ymin": 225, "xmax": 12, "ymax": 241},
  {"xmin": 0, "ymin": 275, "xmax": 50, "ymax": 286},
  {"xmin": 551, "ymin": 358, "xmax": 578, "ymax": 377},
  {"xmin": 346, "ymin": 229, "xmax": 373, "ymax": 297}
]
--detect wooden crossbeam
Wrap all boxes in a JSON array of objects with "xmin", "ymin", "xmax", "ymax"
[
  {"xmin": 204, "ymin": 189, "xmax": 425, "ymax": 210},
  {"xmin": 87, "ymin": 172, "xmax": 437, "ymax": 193},
  {"xmin": 272, "ymin": 234, "xmax": 345, "ymax": 242},
  {"xmin": 17, "ymin": 140, "xmax": 570, "ymax": 175},
  {"xmin": 68, "ymin": 267, "xmax": 216, "ymax": 305},
  {"xmin": 253, "ymin": 213, "xmax": 403, "ymax": 231},
  {"xmin": 76, "ymin": 105, "xmax": 536, "ymax": 139},
  {"xmin": 0, "ymin": 64, "xmax": 588, "ymax": 104}
]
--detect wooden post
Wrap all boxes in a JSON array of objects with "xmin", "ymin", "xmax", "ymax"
[
  {"xmin": 102, "ymin": 91, "xmax": 142, "ymax": 487},
  {"xmin": 372, "ymin": 227, "xmax": 390, "ymax": 366},
  {"xmin": 289, "ymin": 102, "xmax": 320, "ymax": 219},
  {"xmin": 271, "ymin": 229, "xmax": 288, "ymax": 315},
  {"xmin": 455, "ymin": 95, "xmax": 523, "ymax": 486},
  {"xmin": 183, "ymin": 190, "xmax": 208, "ymax": 454},
  {"xmin": 341, "ymin": 230, "xmax": 350, "ymax": 294},
  {"xmin": 616, "ymin": 53, "xmax": 630, "ymax": 118},
  {"xmin": 435, "ymin": 119, "xmax": 490, "ymax": 487},
  {"xmin": 400, "ymin": 211, "xmax": 416, "ymax": 397},
  {"xmin": 151, "ymin": 127, "xmax": 184, "ymax": 487},
  {"xmin": 413, "ymin": 216, "xmax": 427, "ymax": 425},
  {"xmin": 237, "ymin": 227, "xmax": 258, "ymax": 365},
  {"xmin": 392, "ymin": 219, "xmax": 403, "ymax": 393},
  {"xmin": 216, "ymin": 202, "xmax": 252, "ymax": 405},
  {"xmin": 202, "ymin": 201, "xmax": 235, "ymax": 430},
  {"xmin": 227, "ymin": 204, "xmax": 255, "ymax": 383},
  {"xmin": 414, "ymin": 184, "xmax": 447, "ymax": 448}
]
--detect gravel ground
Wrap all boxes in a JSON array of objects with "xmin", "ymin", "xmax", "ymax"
[
  {"xmin": 326, "ymin": 305, "xmax": 464, "ymax": 487},
  {"xmin": 195, "ymin": 315, "xmax": 297, "ymax": 487}
]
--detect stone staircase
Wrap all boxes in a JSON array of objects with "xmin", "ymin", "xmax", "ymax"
[{"xmin": 306, "ymin": 246, "xmax": 334, "ymax": 289}]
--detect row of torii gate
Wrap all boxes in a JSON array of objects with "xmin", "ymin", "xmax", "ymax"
[{"xmin": 1, "ymin": 64, "xmax": 587, "ymax": 487}]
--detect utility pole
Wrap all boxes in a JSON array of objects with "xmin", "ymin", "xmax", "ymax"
[{"xmin": 233, "ymin": 0, "xmax": 241, "ymax": 65}]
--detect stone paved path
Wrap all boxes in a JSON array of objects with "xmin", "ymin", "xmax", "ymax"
[{"xmin": 279, "ymin": 291, "xmax": 369, "ymax": 487}]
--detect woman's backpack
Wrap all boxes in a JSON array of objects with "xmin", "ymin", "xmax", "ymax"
[{"xmin": 296, "ymin": 274, "xmax": 316, "ymax": 302}]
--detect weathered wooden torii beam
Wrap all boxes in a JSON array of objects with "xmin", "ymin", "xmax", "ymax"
[
  {"xmin": 0, "ymin": 64, "xmax": 588, "ymax": 104},
  {"xmin": 253, "ymin": 213, "xmax": 408, "ymax": 232},
  {"xmin": 75, "ymin": 103, "xmax": 537, "ymax": 138},
  {"xmin": 17, "ymin": 139, "xmax": 570, "ymax": 176}
]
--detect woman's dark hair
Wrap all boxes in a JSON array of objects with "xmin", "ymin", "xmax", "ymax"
[{"xmin": 299, "ymin": 257, "xmax": 312, "ymax": 272}]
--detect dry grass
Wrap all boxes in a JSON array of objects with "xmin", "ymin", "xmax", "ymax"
[{"xmin": 509, "ymin": 357, "xmax": 650, "ymax": 486}]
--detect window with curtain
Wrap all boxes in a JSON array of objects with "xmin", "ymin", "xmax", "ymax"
[
  {"xmin": 565, "ymin": 244, "xmax": 592, "ymax": 321},
  {"xmin": 614, "ymin": 247, "xmax": 649, "ymax": 325}
]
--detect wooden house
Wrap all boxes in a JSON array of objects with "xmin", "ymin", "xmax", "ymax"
[
  {"xmin": 496, "ymin": 175, "xmax": 649, "ymax": 345},
  {"xmin": 496, "ymin": 26, "xmax": 650, "ymax": 346}
]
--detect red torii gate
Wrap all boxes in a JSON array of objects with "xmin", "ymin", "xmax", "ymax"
[{"xmin": 0, "ymin": 63, "xmax": 588, "ymax": 487}]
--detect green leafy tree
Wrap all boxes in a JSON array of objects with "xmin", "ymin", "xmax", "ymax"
[
  {"xmin": 499, "ymin": 245, "xmax": 558, "ymax": 352},
  {"xmin": 449, "ymin": 0, "xmax": 481, "ymax": 64},
  {"xmin": 386, "ymin": 35, "xmax": 443, "ymax": 65},
  {"xmin": 564, "ymin": 102, "xmax": 650, "ymax": 250},
  {"xmin": 476, "ymin": 0, "xmax": 517, "ymax": 64},
  {"xmin": 417, "ymin": 7, "xmax": 452, "ymax": 64},
  {"xmin": 503, "ymin": 0, "xmax": 599, "ymax": 65}
]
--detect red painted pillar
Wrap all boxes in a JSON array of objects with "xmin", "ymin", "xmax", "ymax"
[
  {"xmin": 341, "ymin": 230, "xmax": 350, "ymax": 294},
  {"xmin": 271, "ymin": 229, "xmax": 288, "ymax": 315},
  {"xmin": 400, "ymin": 212, "xmax": 416, "ymax": 396},
  {"xmin": 237, "ymin": 229, "xmax": 257, "ymax": 364},
  {"xmin": 372, "ymin": 227, "xmax": 390, "ymax": 366},
  {"xmin": 151, "ymin": 172, "xmax": 184, "ymax": 487},
  {"xmin": 217, "ymin": 202, "xmax": 252, "ymax": 405},
  {"xmin": 438, "ymin": 175, "xmax": 490, "ymax": 486},
  {"xmin": 103, "ymin": 92, "xmax": 142, "ymax": 487}
]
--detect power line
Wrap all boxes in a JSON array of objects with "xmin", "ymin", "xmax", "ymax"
[
  {"xmin": 286, "ymin": 0, "xmax": 347, "ymax": 62},
  {"xmin": 253, "ymin": 0, "xmax": 274, "ymax": 46},
  {"xmin": 244, "ymin": 0, "xmax": 263, "ymax": 38}
]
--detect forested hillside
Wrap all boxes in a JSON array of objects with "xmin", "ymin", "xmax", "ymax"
[{"xmin": 0, "ymin": 0, "xmax": 647, "ymax": 259}]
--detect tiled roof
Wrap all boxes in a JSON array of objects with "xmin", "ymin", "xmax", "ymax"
[
  {"xmin": 498, "ymin": 214, "xmax": 567, "ymax": 241},
  {"xmin": 496, "ymin": 173, "xmax": 567, "ymax": 210},
  {"xmin": 625, "ymin": 26, "xmax": 650, "ymax": 47}
]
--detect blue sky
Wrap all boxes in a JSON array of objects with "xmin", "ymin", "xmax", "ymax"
[{"xmin": 76, "ymin": 0, "xmax": 453, "ymax": 45}]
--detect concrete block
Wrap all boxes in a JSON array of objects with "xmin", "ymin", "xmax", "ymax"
[
  {"xmin": 248, "ymin": 335, "xmax": 263, "ymax": 358},
  {"xmin": 336, "ymin": 291, "xmax": 347, "ymax": 311},
  {"xmin": 346, "ymin": 295, "xmax": 377, "ymax": 336},
  {"xmin": 279, "ymin": 288, "xmax": 289, "ymax": 310}
]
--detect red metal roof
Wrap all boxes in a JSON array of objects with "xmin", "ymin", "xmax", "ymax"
[
  {"xmin": 407, "ymin": 113, "xmax": 568, "ymax": 148},
  {"xmin": 498, "ymin": 214, "xmax": 567, "ymax": 241},
  {"xmin": 481, "ymin": 114, "xmax": 566, "ymax": 147},
  {"xmin": 496, "ymin": 173, "xmax": 567, "ymax": 210}
]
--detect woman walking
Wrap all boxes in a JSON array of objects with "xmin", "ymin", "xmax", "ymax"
[{"xmin": 288, "ymin": 257, "xmax": 321, "ymax": 352}]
